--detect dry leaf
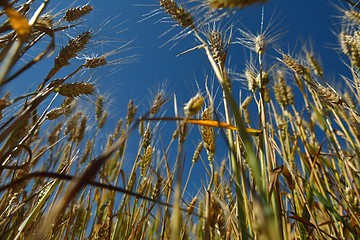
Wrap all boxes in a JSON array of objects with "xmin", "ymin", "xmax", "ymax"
[
  {"xmin": 281, "ymin": 166, "xmax": 295, "ymax": 191},
  {"xmin": 145, "ymin": 117, "xmax": 262, "ymax": 135},
  {"xmin": 5, "ymin": 7, "xmax": 31, "ymax": 40},
  {"xmin": 185, "ymin": 118, "xmax": 261, "ymax": 135}
]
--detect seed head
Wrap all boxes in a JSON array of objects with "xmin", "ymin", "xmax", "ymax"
[
  {"xmin": 219, "ymin": 160, "xmax": 226, "ymax": 178},
  {"xmin": 256, "ymin": 70, "xmax": 270, "ymax": 88},
  {"xmin": 151, "ymin": 178, "xmax": 161, "ymax": 199},
  {"xmin": 105, "ymin": 134, "xmax": 114, "ymax": 151},
  {"xmin": 65, "ymin": 111, "xmax": 82, "ymax": 141},
  {"xmin": 306, "ymin": 52, "xmax": 323, "ymax": 77},
  {"xmin": 209, "ymin": 30, "xmax": 227, "ymax": 67},
  {"xmin": 192, "ymin": 142, "xmax": 203, "ymax": 163},
  {"xmin": 75, "ymin": 116, "xmax": 87, "ymax": 143},
  {"xmin": 172, "ymin": 127, "xmax": 179, "ymax": 140},
  {"xmin": 317, "ymin": 85, "xmax": 344, "ymax": 106},
  {"xmin": 339, "ymin": 31, "xmax": 352, "ymax": 55},
  {"xmin": 95, "ymin": 95, "xmax": 105, "ymax": 121},
  {"xmin": 46, "ymin": 31, "xmax": 91, "ymax": 80},
  {"xmin": 201, "ymin": 107, "xmax": 216, "ymax": 160},
  {"xmin": 179, "ymin": 121, "xmax": 188, "ymax": 143},
  {"xmin": 245, "ymin": 68, "xmax": 258, "ymax": 92},
  {"xmin": 48, "ymin": 122, "xmax": 63, "ymax": 145},
  {"xmin": 138, "ymin": 179, "xmax": 149, "ymax": 195},
  {"xmin": 160, "ymin": 0, "xmax": 194, "ymax": 28},
  {"xmin": 64, "ymin": 4, "xmax": 94, "ymax": 22},
  {"xmin": 255, "ymin": 34, "xmax": 265, "ymax": 54},
  {"xmin": 80, "ymin": 140, "xmax": 92, "ymax": 164},
  {"xmin": 187, "ymin": 197, "xmax": 197, "ymax": 215},
  {"xmin": 344, "ymin": 10, "xmax": 360, "ymax": 25},
  {"xmin": 126, "ymin": 100, "xmax": 138, "ymax": 127},
  {"xmin": 274, "ymin": 70, "xmax": 293, "ymax": 107},
  {"xmin": 281, "ymin": 54, "xmax": 306, "ymax": 75},
  {"xmin": 61, "ymin": 98, "xmax": 77, "ymax": 116},
  {"xmin": 141, "ymin": 146, "xmax": 153, "ymax": 177},
  {"xmin": 184, "ymin": 93, "xmax": 204, "ymax": 118},
  {"xmin": 84, "ymin": 56, "xmax": 107, "ymax": 68},
  {"xmin": 98, "ymin": 111, "xmax": 108, "ymax": 129},
  {"xmin": 150, "ymin": 91, "xmax": 165, "ymax": 115},
  {"xmin": 54, "ymin": 82, "xmax": 95, "ymax": 98},
  {"xmin": 114, "ymin": 119, "xmax": 123, "ymax": 138},
  {"xmin": 37, "ymin": 13, "xmax": 53, "ymax": 28},
  {"xmin": 241, "ymin": 95, "xmax": 253, "ymax": 109},
  {"xmin": 142, "ymin": 127, "xmax": 151, "ymax": 149},
  {"xmin": 46, "ymin": 107, "xmax": 65, "ymax": 120}
]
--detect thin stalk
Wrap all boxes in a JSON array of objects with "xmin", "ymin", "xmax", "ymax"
[
  {"xmin": 182, "ymin": 162, "xmax": 195, "ymax": 199},
  {"xmin": 170, "ymin": 121, "xmax": 186, "ymax": 239}
]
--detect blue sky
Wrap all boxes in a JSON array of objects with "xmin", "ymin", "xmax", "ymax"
[{"xmin": 87, "ymin": 0, "xmax": 345, "ymax": 111}]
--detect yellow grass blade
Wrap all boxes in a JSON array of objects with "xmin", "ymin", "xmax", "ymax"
[
  {"xmin": 186, "ymin": 118, "xmax": 261, "ymax": 135},
  {"xmin": 145, "ymin": 117, "xmax": 262, "ymax": 135}
]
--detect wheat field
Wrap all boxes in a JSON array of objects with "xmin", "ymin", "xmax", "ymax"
[{"xmin": 0, "ymin": 0, "xmax": 359, "ymax": 239}]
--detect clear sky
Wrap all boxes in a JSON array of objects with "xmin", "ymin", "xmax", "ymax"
[{"xmin": 86, "ymin": 0, "xmax": 345, "ymax": 112}]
